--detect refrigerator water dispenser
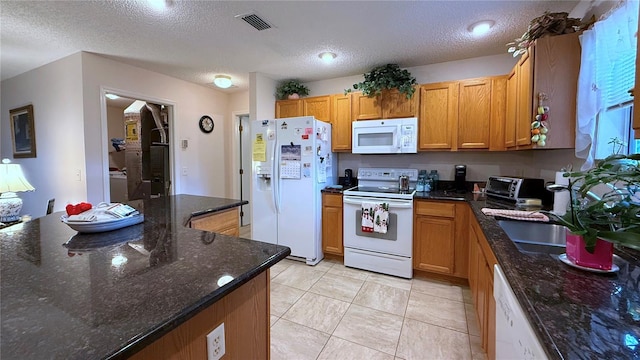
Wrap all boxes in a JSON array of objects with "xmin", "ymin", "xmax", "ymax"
[{"xmin": 255, "ymin": 165, "xmax": 272, "ymax": 190}]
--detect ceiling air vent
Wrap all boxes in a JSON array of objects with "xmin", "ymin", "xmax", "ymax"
[{"xmin": 237, "ymin": 13, "xmax": 272, "ymax": 31}]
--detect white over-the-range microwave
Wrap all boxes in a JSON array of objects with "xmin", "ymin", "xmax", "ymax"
[{"xmin": 351, "ymin": 117, "xmax": 418, "ymax": 154}]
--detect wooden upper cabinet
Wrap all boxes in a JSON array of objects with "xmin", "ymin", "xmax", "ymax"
[
  {"xmin": 351, "ymin": 92, "xmax": 383, "ymax": 120},
  {"xmin": 303, "ymin": 95, "xmax": 331, "ymax": 122},
  {"xmin": 516, "ymin": 50, "xmax": 533, "ymax": 147},
  {"xmin": 331, "ymin": 94, "xmax": 352, "ymax": 152},
  {"xmin": 531, "ymin": 32, "xmax": 580, "ymax": 149},
  {"xmin": 490, "ymin": 76, "xmax": 507, "ymax": 151},
  {"xmin": 275, "ymin": 99, "xmax": 303, "ymax": 119},
  {"xmin": 276, "ymin": 96, "xmax": 331, "ymax": 122},
  {"xmin": 505, "ymin": 67, "xmax": 518, "ymax": 148},
  {"xmin": 509, "ymin": 32, "xmax": 580, "ymax": 149},
  {"xmin": 458, "ymin": 78, "xmax": 492, "ymax": 149},
  {"xmin": 418, "ymin": 82, "xmax": 459, "ymax": 150},
  {"xmin": 382, "ymin": 88, "xmax": 418, "ymax": 118}
]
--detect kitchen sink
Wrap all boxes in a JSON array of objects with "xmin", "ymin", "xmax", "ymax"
[{"xmin": 497, "ymin": 220, "xmax": 567, "ymax": 255}]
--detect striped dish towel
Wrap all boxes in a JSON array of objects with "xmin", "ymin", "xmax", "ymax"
[{"xmin": 481, "ymin": 208, "xmax": 549, "ymax": 222}]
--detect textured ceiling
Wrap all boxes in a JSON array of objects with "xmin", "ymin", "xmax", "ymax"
[{"xmin": 1, "ymin": 1, "xmax": 580, "ymax": 92}]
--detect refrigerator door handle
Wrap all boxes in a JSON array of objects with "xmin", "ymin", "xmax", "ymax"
[{"xmin": 273, "ymin": 138, "xmax": 281, "ymax": 214}]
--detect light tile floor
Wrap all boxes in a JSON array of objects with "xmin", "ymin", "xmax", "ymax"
[
  {"xmin": 270, "ymin": 258, "xmax": 487, "ymax": 360},
  {"xmin": 240, "ymin": 224, "xmax": 251, "ymax": 238}
]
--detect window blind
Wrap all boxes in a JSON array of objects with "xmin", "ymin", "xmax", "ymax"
[
  {"xmin": 594, "ymin": 0, "xmax": 638, "ymax": 110},
  {"xmin": 601, "ymin": 48, "xmax": 635, "ymax": 110}
]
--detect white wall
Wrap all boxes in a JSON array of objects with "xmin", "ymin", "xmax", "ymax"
[
  {"xmin": 229, "ymin": 90, "xmax": 249, "ymax": 116},
  {"xmin": 339, "ymin": 149, "xmax": 579, "ymax": 183},
  {"xmin": 1, "ymin": 53, "xmax": 86, "ymax": 218},
  {"xmin": 227, "ymin": 90, "xmax": 249, "ymax": 197},
  {"xmin": 302, "ymin": 53, "xmax": 580, "ymax": 183},
  {"xmin": 306, "ymin": 53, "xmax": 518, "ymax": 95},
  {"xmin": 250, "ymin": 72, "xmax": 277, "ymax": 121},
  {"xmin": 1, "ymin": 52, "xmax": 233, "ymax": 219},
  {"xmin": 80, "ymin": 52, "xmax": 230, "ymax": 202}
]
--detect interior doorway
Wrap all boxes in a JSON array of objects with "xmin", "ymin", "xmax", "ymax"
[
  {"xmin": 238, "ymin": 114, "xmax": 251, "ymax": 226},
  {"xmin": 103, "ymin": 92, "xmax": 174, "ymax": 203}
]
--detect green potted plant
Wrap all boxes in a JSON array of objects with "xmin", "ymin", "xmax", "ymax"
[
  {"xmin": 275, "ymin": 80, "xmax": 310, "ymax": 100},
  {"xmin": 547, "ymin": 153, "xmax": 640, "ymax": 270},
  {"xmin": 345, "ymin": 63, "xmax": 418, "ymax": 99}
]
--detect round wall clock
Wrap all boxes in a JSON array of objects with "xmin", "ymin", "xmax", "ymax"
[{"xmin": 199, "ymin": 115, "xmax": 214, "ymax": 133}]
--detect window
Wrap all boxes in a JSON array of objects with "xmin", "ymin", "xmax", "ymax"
[
  {"xmin": 576, "ymin": 0, "xmax": 639, "ymax": 169},
  {"xmin": 592, "ymin": 0, "xmax": 638, "ymax": 159}
]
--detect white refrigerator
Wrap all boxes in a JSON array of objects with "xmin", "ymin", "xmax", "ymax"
[{"xmin": 250, "ymin": 116, "xmax": 336, "ymax": 265}]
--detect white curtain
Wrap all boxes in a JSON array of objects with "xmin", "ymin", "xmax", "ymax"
[
  {"xmin": 575, "ymin": 0, "xmax": 639, "ymax": 170},
  {"xmin": 575, "ymin": 29, "xmax": 600, "ymax": 171}
]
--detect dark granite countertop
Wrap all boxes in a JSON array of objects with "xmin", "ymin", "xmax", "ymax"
[
  {"xmin": 415, "ymin": 190, "xmax": 640, "ymax": 359},
  {"xmin": 0, "ymin": 194, "xmax": 290, "ymax": 360},
  {"xmin": 321, "ymin": 187, "xmax": 345, "ymax": 194}
]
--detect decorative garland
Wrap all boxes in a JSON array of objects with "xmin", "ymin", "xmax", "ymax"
[
  {"xmin": 506, "ymin": 12, "xmax": 587, "ymax": 57},
  {"xmin": 531, "ymin": 92, "xmax": 549, "ymax": 147}
]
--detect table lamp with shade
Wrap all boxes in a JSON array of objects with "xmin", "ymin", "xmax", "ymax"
[{"xmin": 0, "ymin": 158, "xmax": 35, "ymax": 223}]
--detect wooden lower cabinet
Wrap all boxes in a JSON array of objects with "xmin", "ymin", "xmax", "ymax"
[
  {"xmin": 130, "ymin": 271, "xmax": 269, "ymax": 359},
  {"xmin": 190, "ymin": 207, "xmax": 240, "ymax": 237},
  {"xmin": 413, "ymin": 201, "xmax": 468, "ymax": 278},
  {"xmin": 322, "ymin": 193, "xmax": 343, "ymax": 256},
  {"xmin": 469, "ymin": 215, "xmax": 497, "ymax": 359}
]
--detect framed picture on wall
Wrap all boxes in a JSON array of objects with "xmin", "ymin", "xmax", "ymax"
[{"xmin": 10, "ymin": 104, "xmax": 36, "ymax": 158}]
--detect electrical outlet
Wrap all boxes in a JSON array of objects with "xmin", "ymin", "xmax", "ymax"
[{"xmin": 206, "ymin": 323, "xmax": 225, "ymax": 360}]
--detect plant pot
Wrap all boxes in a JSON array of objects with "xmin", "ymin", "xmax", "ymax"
[
  {"xmin": 287, "ymin": 93, "xmax": 300, "ymax": 100},
  {"xmin": 565, "ymin": 233, "xmax": 614, "ymax": 270}
]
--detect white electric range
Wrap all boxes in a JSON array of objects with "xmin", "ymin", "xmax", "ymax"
[{"xmin": 342, "ymin": 168, "xmax": 418, "ymax": 278}]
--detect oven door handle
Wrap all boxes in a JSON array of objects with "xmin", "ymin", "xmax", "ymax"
[
  {"xmin": 347, "ymin": 248, "xmax": 408, "ymax": 261},
  {"xmin": 343, "ymin": 197, "xmax": 413, "ymax": 208}
]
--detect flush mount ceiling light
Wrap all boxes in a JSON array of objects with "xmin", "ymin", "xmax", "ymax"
[
  {"xmin": 147, "ymin": 0, "xmax": 168, "ymax": 11},
  {"xmin": 213, "ymin": 75, "xmax": 233, "ymax": 88},
  {"xmin": 319, "ymin": 52, "xmax": 337, "ymax": 63},
  {"xmin": 105, "ymin": 93, "xmax": 120, "ymax": 100},
  {"xmin": 468, "ymin": 20, "xmax": 495, "ymax": 36}
]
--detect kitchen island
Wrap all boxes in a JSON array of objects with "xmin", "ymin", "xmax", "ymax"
[
  {"xmin": 415, "ymin": 190, "xmax": 640, "ymax": 359},
  {"xmin": 0, "ymin": 194, "xmax": 290, "ymax": 359}
]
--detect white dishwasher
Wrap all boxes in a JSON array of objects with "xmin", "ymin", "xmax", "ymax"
[{"xmin": 494, "ymin": 264, "xmax": 549, "ymax": 360}]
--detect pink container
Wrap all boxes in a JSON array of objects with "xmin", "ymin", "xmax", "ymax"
[{"xmin": 565, "ymin": 233, "xmax": 614, "ymax": 270}]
